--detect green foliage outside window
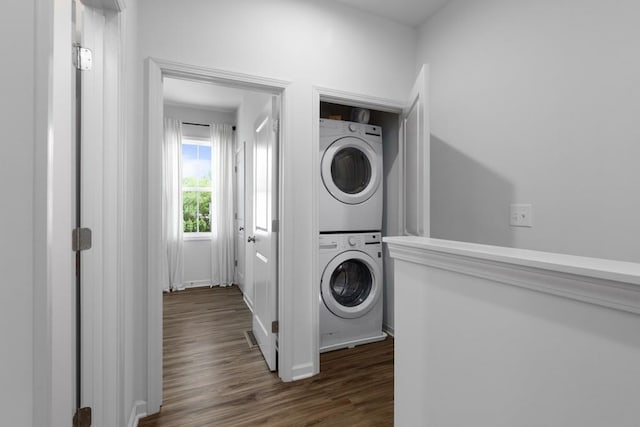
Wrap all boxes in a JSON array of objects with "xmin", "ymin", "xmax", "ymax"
[
  {"xmin": 183, "ymin": 191, "xmax": 211, "ymax": 233},
  {"xmin": 182, "ymin": 140, "xmax": 213, "ymax": 233}
]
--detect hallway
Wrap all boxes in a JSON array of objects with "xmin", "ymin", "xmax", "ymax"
[{"xmin": 139, "ymin": 286, "xmax": 393, "ymax": 426}]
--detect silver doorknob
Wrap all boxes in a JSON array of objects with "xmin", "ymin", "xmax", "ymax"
[{"xmin": 247, "ymin": 236, "xmax": 256, "ymax": 243}]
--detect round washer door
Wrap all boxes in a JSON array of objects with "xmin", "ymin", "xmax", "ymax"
[
  {"xmin": 321, "ymin": 250, "xmax": 381, "ymax": 319},
  {"xmin": 321, "ymin": 136, "xmax": 381, "ymax": 205}
]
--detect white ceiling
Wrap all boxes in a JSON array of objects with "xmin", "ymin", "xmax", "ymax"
[
  {"xmin": 163, "ymin": 77, "xmax": 246, "ymax": 112},
  {"xmin": 334, "ymin": 0, "xmax": 450, "ymax": 27}
]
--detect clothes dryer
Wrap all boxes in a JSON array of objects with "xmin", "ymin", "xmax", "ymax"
[
  {"xmin": 319, "ymin": 119, "xmax": 383, "ymax": 232},
  {"xmin": 319, "ymin": 232, "xmax": 386, "ymax": 352}
]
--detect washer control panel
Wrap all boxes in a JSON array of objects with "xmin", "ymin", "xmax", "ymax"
[{"xmin": 319, "ymin": 232, "xmax": 381, "ymax": 252}]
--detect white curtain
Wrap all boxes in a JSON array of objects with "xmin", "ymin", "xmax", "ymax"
[
  {"xmin": 162, "ymin": 117, "xmax": 184, "ymax": 291},
  {"xmin": 210, "ymin": 123, "xmax": 235, "ymax": 286}
]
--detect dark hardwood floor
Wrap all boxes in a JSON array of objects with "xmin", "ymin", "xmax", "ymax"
[{"xmin": 139, "ymin": 286, "xmax": 393, "ymax": 427}]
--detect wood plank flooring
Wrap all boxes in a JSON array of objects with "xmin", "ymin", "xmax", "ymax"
[{"xmin": 139, "ymin": 286, "xmax": 393, "ymax": 427}]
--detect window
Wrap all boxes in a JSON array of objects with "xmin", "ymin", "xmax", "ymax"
[{"xmin": 182, "ymin": 138, "xmax": 212, "ymax": 235}]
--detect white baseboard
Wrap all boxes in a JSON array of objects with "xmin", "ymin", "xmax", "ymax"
[
  {"xmin": 127, "ymin": 400, "xmax": 147, "ymax": 427},
  {"xmin": 171, "ymin": 281, "xmax": 239, "ymax": 290},
  {"xmin": 383, "ymin": 323, "xmax": 395, "ymax": 337},
  {"xmin": 243, "ymin": 294, "xmax": 254, "ymax": 313},
  {"xmin": 291, "ymin": 363, "xmax": 315, "ymax": 381},
  {"xmin": 182, "ymin": 279, "xmax": 212, "ymax": 289}
]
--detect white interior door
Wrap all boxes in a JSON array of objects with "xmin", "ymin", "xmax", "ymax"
[
  {"xmin": 249, "ymin": 97, "xmax": 279, "ymax": 371},
  {"xmin": 234, "ymin": 142, "xmax": 246, "ymax": 292},
  {"xmin": 402, "ymin": 64, "xmax": 430, "ymax": 237}
]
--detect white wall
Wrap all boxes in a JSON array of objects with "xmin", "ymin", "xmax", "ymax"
[
  {"xmin": 137, "ymin": 0, "xmax": 418, "ymax": 383},
  {"xmin": 0, "ymin": 1, "xmax": 35, "ymax": 425},
  {"xmin": 163, "ymin": 104, "xmax": 236, "ymax": 286},
  {"xmin": 418, "ymin": 0, "xmax": 640, "ymax": 263},
  {"xmin": 164, "ymin": 104, "xmax": 235, "ymax": 129},
  {"xmin": 180, "ymin": 240, "xmax": 211, "ymax": 286}
]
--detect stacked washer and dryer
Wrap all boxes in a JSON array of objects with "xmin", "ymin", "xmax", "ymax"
[{"xmin": 318, "ymin": 118, "xmax": 387, "ymax": 353}]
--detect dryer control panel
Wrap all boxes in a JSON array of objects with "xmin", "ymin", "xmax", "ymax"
[{"xmin": 320, "ymin": 118, "xmax": 382, "ymax": 141}]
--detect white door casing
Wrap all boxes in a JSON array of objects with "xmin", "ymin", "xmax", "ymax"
[
  {"xmin": 146, "ymin": 59, "xmax": 291, "ymax": 413},
  {"xmin": 234, "ymin": 142, "xmax": 246, "ymax": 293},
  {"xmin": 402, "ymin": 64, "xmax": 430, "ymax": 237},
  {"xmin": 393, "ymin": 64, "xmax": 431, "ymax": 427},
  {"xmin": 250, "ymin": 97, "xmax": 279, "ymax": 371},
  {"xmin": 39, "ymin": 1, "xmax": 76, "ymax": 425},
  {"xmin": 76, "ymin": 4, "xmax": 105, "ymax": 421}
]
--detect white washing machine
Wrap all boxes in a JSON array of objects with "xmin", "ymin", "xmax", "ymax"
[
  {"xmin": 319, "ymin": 119, "xmax": 383, "ymax": 232},
  {"xmin": 319, "ymin": 232, "xmax": 386, "ymax": 352}
]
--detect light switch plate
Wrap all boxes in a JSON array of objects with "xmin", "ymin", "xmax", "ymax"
[{"xmin": 510, "ymin": 204, "xmax": 533, "ymax": 227}]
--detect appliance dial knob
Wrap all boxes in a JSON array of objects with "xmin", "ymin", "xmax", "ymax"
[
  {"xmin": 348, "ymin": 237, "xmax": 357, "ymax": 246},
  {"xmin": 348, "ymin": 123, "xmax": 357, "ymax": 132}
]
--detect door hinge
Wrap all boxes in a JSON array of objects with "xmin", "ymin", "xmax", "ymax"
[
  {"xmin": 234, "ymin": 260, "xmax": 238, "ymax": 267},
  {"xmin": 72, "ymin": 228, "xmax": 93, "ymax": 252},
  {"xmin": 272, "ymin": 219, "xmax": 279, "ymax": 232},
  {"xmin": 73, "ymin": 407, "xmax": 92, "ymax": 427},
  {"xmin": 73, "ymin": 45, "xmax": 93, "ymax": 71},
  {"xmin": 271, "ymin": 320, "xmax": 279, "ymax": 334},
  {"xmin": 272, "ymin": 119, "xmax": 279, "ymax": 133},
  {"xmin": 234, "ymin": 165, "xmax": 238, "ymax": 173}
]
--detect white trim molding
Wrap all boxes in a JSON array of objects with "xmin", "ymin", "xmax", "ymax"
[
  {"xmin": 291, "ymin": 363, "xmax": 315, "ymax": 381},
  {"xmin": 180, "ymin": 280, "xmax": 213, "ymax": 289},
  {"xmin": 81, "ymin": 0, "xmax": 126, "ymax": 12},
  {"xmin": 384, "ymin": 236, "xmax": 640, "ymax": 315},
  {"xmin": 382, "ymin": 324, "xmax": 395, "ymax": 337},
  {"xmin": 127, "ymin": 400, "xmax": 147, "ymax": 427},
  {"xmin": 243, "ymin": 294, "xmax": 255, "ymax": 313},
  {"xmin": 151, "ymin": 57, "xmax": 290, "ymax": 93},
  {"xmin": 314, "ymin": 86, "xmax": 405, "ymax": 113}
]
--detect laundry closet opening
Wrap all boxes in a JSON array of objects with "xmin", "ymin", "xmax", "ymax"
[{"xmin": 317, "ymin": 100, "xmax": 402, "ymax": 361}]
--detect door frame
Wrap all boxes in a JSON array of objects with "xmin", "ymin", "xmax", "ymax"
[
  {"xmin": 33, "ymin": 1, "xmax": 125, "ymax": 425},
  {"xmin": 33, "ymin": 1, "xmax": 76, "ymax": 425},
  {"xmin": 311, "ymin": 86, "xmax": 406, "ymax": 373},
  {"xmin": 145, "ymin": 58, "xmax": 291, "ymax": 413},
  {"xmin": 234, "ymin": 140, "xmax": 246, "ymax": 293}
]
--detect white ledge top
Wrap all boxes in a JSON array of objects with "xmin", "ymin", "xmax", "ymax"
[{"xmin": 384, "ymin": 236, "xmax": 640, "ymax": 286}]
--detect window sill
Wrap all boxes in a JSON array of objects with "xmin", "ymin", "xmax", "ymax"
[{"xmin": 183, "ymin": 233, "xmax": 212, "ymax": 241}]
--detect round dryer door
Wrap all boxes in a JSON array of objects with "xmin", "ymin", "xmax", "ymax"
[
  {"xmin": 321, "ymin": 250, "xmax": 382, "ymax": 319},
  {"xmin": 321, "ymin": 137, "xmax": 381, "ymax": 205}
]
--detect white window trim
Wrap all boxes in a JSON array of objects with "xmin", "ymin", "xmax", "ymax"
[
  {"xmin": 183, "ymin": 232, "xmax": 212, "ymax": 241},
  {"xmin": 182, "ymin": 135, "xmax": 211, "ymax": 145}
]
